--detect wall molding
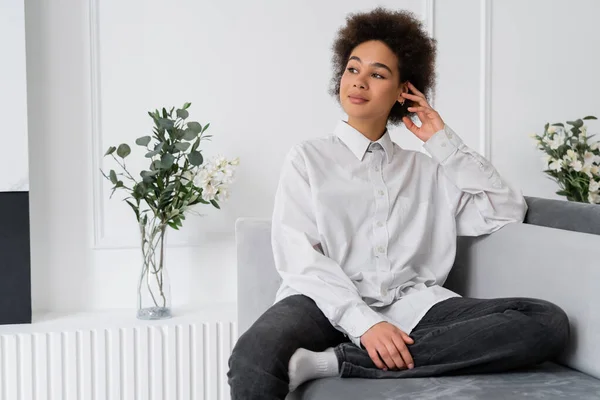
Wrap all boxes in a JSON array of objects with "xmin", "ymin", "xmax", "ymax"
[
  {"xmin": 89, "ymin": 0, "xmax": 107, "ymax": 249},
  {"xmin": 89, "ymin": 0, "xmax": 438, "ymax": 249},
  {"xmin": 479, "ymin": 0, "xmax": 492, "ymax": 160},
  {"xmin": 87, "ymin": 0, "xmax": 215, "ymax": 250}
]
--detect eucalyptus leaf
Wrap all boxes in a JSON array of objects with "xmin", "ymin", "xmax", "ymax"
[
  {"xmin": 191, "ymin": 137, "xmax": 201, "ymax": 152},
  {"xmin": 158, "ymin": 118, "xmax": 174, "ymax": 130},
  {"xmin": 109, "ymin": 170, "xmax": 117, "ymax": 184},
  {"xmin": 583, "ymin": 116, "xmax": 597, "ymax": 120},
  {"xmin": 104, "ymin": 146, "xmax": 117, "ymax": 156},
  {"xmin": 210, "ymin": 199, "xmax": 220, "ymax": 209},
  {"xmin": 201, "ymin": 122, "xmax": 211, "ymax": 133},
  {"xmin": 140, "ymin": 170, "xmax": 159, "ymax": 178},
  {"xmin": 145, "ymin": 150, "xmax": 159, "ymax": 158},
  {"xmin": 136, "ymin": 136, "xmax": 152, "ymax": 146},
  {"xmin": 175, "ymin": 142, "xmax": 190, "ymax": 152},
  {"xmin": 151, "ymin": 160, "xmax": 162, "ymax": 170},
  {"xmin": 125, "ymin": 200, "xmax": 140, "ymax": 220},
  {"xmin": 176, "ymin": 109, "xmax": 189, "ymax": 119},
  {"xmin": 567, "ymin": 119, "xmax": 584, "ymax": 128},
  {"xmin": 183, "ymin": 102, "xmax": 191, "ymax": 109},
  {"xmin": 187, "ymin": 121, "xmax": 202, "ymax": 134},
  {"xmin": 183, "ymin": 128, "xmax": 197, "ymax": 141},
  {"xmin": 161, "ymin": 153, "xmax": 175, "ymax": 169},
  {"xmin": 188, "ymin": 151, "xmax": 203, "ymax": 166},
  {"xmin": 116, "ymin": 144, "xmax": 131, "ymax": 158},
  {"xmin": 154, "ymin": 142, "xmax": 164, "ymax": 152}
]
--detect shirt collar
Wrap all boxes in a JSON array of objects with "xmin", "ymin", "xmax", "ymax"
[{"xmin": 334, "ymin": 120, "xmax": 394, "ymax": 163}]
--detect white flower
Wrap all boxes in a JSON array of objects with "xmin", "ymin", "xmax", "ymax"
[
  {"xmin": 571, "ymin": 160, "xmax": 583, "ymax": 172},
  {"xmin": 195, "ymin": 169, "xmax": 212, "ymax": 186},
  {"xmin": 222, "ymin": 166, "xmax": 235, "ymax": 183},
  {"xmin": 591, "ymin": 142, "xmax": 599, "ymax": 151},
  {"xmin": 565, "ymin": 149, "xmax": 578, "ymax": 161},
  {"xmin": 594, "ymin": 155, "xmax": 600, "ymax": 165},
  {"xmin": 582, "ymin": 165, "xmax": 593, "ymax": 178},
  {"xmin": 541, "ymin": 155, "xmax": 552, "ymax": 165},
  {"xmin": 591, "ymin": 165, "xmax": 600, "ymax": 176},
  {"xmin": 201, "ymin": 184, "xmax": 217, "ymax": 201},
  {"xmin": 217, "ymin": 185, "xmax": 230, "ymax": 201},
  {"xmin": 549, "ymin": 159, "xmax": 562, "ymax": 172},
  {"xmin": 546, "ymin": 131, "xmax": 566, "ymax": 150},
  {"xmin": 214, "ymin": 154, "xmax": 228, "ymax": 168},
  {"xmin": 589, "ymin": 180, "xmax": 600, "ymax": 193},
  {"xmin": 581, "ymin": 125, "xmax": 588, "ymax": 137},
  {"xmin": 588, "ymin": 191, "xmax": 600, "ymax": 204},
  {"xmin": 547, "ymin": 126, "xmax": 557, "ymax": 134},
  {"xmin": 583, "ymin": 151, "xmax": 596, "ymax": 167},
  {"xmin": 231, "ymin": 157, "xmax": 240, "ymax": 166}
]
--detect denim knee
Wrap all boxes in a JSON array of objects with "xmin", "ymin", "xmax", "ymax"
[
  {"xmin": 531, "ymin": 300, "xmax": 570, "ymax": 353},
  {"xmin": 229, "ymin": 330, "xmax": 280, "ymax": 379}
]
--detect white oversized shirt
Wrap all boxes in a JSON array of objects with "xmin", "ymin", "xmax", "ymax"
[{"xmin": 271, "ymin": 119, "xmax": 528, "ymax": 346}]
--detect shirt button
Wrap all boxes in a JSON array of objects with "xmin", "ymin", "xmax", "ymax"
[
  {"xmin": 378, "ymin": 190, "xmax": 385, "ymax": 196},
  {"xmin": 441, "ymin": 142, "xmax": 447, "ymax": 147},
  {"xmin": 447, "ymin": 132, "xmax": 453, "ymax": 138},
  {"xmin": 377, "ymin": 246, "xmax": 385, "ymax": 253},
  {"xmin": 374, "ymin": 166, "xmax": 380, "ymax": 172},
  {"xmin": 377, "ymin": 221, "xmax": 384, "ymax": 227},
  {"xmin": 380, "ymin": 288, "xmax": 388, "ymax": 296}
]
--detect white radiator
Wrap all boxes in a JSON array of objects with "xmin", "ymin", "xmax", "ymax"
[{"xmin": 0, "ymin": 322, "xmax": 238, "ymax": 400}]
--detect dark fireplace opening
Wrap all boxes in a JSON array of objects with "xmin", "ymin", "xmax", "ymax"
[{"xmin": 0, "ymin": 191, "xmax": 32, "ymax": 325}]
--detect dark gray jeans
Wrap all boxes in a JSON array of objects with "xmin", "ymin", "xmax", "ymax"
[{"xmin": 227, "ymin": 294, "xmax": 569, "ymax": 400}]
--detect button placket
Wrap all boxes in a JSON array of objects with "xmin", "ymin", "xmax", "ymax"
[{"xmin": 368, "ymin": 145, "xmax": 390, "ymax": 271}]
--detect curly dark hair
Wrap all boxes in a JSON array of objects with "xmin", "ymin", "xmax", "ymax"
[{"xmin": 329, "ymin": 7, "xmax": 437, "ymax": 126}]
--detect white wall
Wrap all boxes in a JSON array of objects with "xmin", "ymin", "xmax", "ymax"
[
  {"xmin": 0, "ymin": 0, "xmax": 29, "ymax": 191},
  {"xmin": 25, "ymin": 0, "xmax": 600, "ymax": 313}
]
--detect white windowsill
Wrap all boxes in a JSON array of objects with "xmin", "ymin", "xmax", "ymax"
[{"xmin": 0, "ymin": 303, "xmax": 237, "ymax": 335}]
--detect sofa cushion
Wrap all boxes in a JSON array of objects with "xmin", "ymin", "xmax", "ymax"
[{"xmin": 290, "ymin": 362, "xmax": 600, "ymax": 400}]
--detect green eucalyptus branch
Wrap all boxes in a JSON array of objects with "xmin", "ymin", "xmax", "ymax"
[{"xmin": 100, "ymin": 102, "xmax": 238, "ymax": 231}]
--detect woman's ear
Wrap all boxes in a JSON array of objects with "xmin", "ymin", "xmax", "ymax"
[{"xmin": 398, "ymin": 82, "xmax": 408, "ymax": 104}]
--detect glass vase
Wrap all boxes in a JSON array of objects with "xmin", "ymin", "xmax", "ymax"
[{"xmin": 137, "ymin": 217, "xmax": 172, "ymax": 320}]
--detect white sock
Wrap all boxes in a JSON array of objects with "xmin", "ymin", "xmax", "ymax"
[{"xmin": 287, "ymin": 347, "xmax": 338, "ymax": 392}]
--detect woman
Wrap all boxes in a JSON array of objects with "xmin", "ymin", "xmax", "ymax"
[{"xmin": 228, "ymin": 7, "xmax": 569, "ymax": 399}]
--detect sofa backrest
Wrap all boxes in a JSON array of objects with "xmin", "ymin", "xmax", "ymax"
[
  {"xmin": 524, "ymin": 195, "xmax": 600, "ymax": 235},
  {"xmin": 236, "ymin": 197, "xmax": 600, "ymax": 379}
]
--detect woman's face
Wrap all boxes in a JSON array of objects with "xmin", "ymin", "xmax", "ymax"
[{"xmin": 339, "ymin": 40, "xmax": 405, "ymax": 122}]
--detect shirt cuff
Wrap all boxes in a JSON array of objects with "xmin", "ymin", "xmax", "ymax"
[
  {"xmin": 422, "ymin": 124, "xmax": 463, "ymax": 164},
  {"xmin": 337, "ymin": 302, "xmax": 386, "ymax": 339}
]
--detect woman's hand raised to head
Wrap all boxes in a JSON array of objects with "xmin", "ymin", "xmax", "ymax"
[
  {"xmin": 360, "ymin": 321, "xmax": 415, "ymax": 371},
  {"xmin": 401, "ymin": 81, "xmax": 445, "ymax": 142}
]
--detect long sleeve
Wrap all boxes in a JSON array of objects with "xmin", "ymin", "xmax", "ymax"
[
  {"xmin": 423, "ymin": 125, "xmax": 528, "ymax": 237},
  {"xmin": 271, "ymin": 145, "xmax": 385, "ymax": 339}
]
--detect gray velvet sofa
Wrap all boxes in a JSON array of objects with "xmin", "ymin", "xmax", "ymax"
[{"xmin": 235, "ymin": 196, "xmax": 600, "ymax": 399}]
